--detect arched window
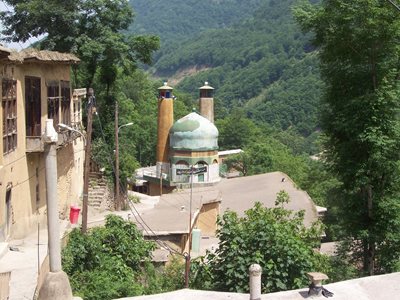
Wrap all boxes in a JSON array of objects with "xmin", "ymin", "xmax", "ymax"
[
  {"xmin": 195, "ymin": 161, "xmax": 208, "ymax": 183},
  {"xmin": 176, "ymin": 160, "xmax": 189, "ymax": 167},
  {"xmin": 175, "ymin": 160, "xmax": 190, "ymax": 183}
]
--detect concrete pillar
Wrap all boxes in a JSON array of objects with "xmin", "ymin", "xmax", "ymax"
[
  {"xmin": 38, "ymin": 120, "xmax": 73, "ymax": 300},
  {"xmin": 249, "ymin": 264, "xmax": 262, "ymax": 300},
  {"xmin": 44, "ymin": 120, "xmax": 62, "ymax": 272},
  {"xmin": 38, "ymin": 272, "xmax": 73, "ymax": 300}
]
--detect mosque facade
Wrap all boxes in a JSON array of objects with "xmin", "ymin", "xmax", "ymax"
[{"xmin": 136, "ymin": 82, "xmax": 220, "ymax": 195}]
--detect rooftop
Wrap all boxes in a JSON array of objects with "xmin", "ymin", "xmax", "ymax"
[
  {"xmin": 217, "ymin": 171, "xmax": 318, "ymax": 226},
  {"xmin": 4, "ymin": 48, "xmax": 80, "ymax": 64},
  {"xmin": 134, "ymin": 187, "xmax": 221, "ymax": 235},
  {"xmin": 131, "ymin": 171, "xmax": 319, "ymax": 235},
  {"xmin": 116, "ymin": 272, "xmax": 400, "ymax": 300},
  {"xmin": 218, "ymin": 149, "xmax": 243, "ymax": 156},
  {"xmin": 170, "ymin": 112, "xmax": 219, "ymax": 151}
]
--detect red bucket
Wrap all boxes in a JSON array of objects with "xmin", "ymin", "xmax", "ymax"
[{"xmin": 69, "ymin": 205, "xmax": 81, "ymax": 224}]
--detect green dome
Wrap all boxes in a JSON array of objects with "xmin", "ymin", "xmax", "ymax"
[{"xmin": 170, "ymin": 112, "xmax": 218, "ymax": 151}]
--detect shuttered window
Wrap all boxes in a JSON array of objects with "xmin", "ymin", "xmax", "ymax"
[{"xmin": 2, "ymin": 79, "xmax": 17, "ymax": 154}]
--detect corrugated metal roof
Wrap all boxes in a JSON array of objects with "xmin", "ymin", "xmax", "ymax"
[{"xmin": 218, "ymin": 149, "xmax": 243, "ymax": 156}]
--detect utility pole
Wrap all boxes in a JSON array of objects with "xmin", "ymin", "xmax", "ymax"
[
  {"xmin": 38, "ymin": 119, "xmax": 72, "ymax": 300},
  {"xmin": 115, "ymin": 101, "xmax": 120, "ymax": 210},
  {"xmin": 184, "ymin": 166, "xmax": 194, "ymax": 288},
  {"xmin": 159, "ymin": 171, "xmax": 163, "ymax": 196},
  {"xmin": 115, "ymin": 119, "xmax": 134, "ymax": 211},
  {"xmin": 82, "ymin": 88, "xmax": 95, "ymax": 234}
]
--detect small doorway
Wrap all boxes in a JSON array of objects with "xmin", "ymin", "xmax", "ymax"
[{"xmin": 5, "ymin": 188, "xmax": 11, "ymax": 238}]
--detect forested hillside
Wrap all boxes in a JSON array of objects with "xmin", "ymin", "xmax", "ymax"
[
  {"xmin": 129, "ymin": 0, "xmax": 262, "ymax": 46},
  {"xmin": 130, "ymin": 0, "xmax": 322, "ymax": 136}
]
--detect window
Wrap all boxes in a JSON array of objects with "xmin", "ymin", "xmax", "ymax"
[
  {"xmin": 73, "ymin": 99, "xmax": 82, "ymax": 127},
  {"xmin": 61, "ymin": 81, "xmax": 71, "ymax": 126},
  {"xmin": 25, "ymin": 76, "xmax": 41, "ymax": 137},
  {"xmin": 47, "ymin": 81, "xmax": 59, "ymax": 129},
  {"xmin": 2, "ymin": 79, "xmax": 17, "ymax": 154},
  {"xmin": 175, "ymin": 160, "xmax": 190, "ymax": 183}
]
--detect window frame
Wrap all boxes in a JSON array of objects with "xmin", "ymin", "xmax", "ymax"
[
  {"xmin": 2, "ymin": 78, "xmax": 17, "ymax": 154},
  {"xmin": 61, "ymin": 81, "xmax": 71, "ymax": 126}
]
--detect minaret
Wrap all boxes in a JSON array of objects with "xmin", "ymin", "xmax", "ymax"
[
  {"xmin": 157, "ymin": 82, "xmax": 174, "ymax": 177},
  {"xmin": 199, "ymin": 82, "xmax": 214, "ymax": 123}
]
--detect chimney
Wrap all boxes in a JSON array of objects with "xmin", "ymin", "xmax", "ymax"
[{"xmin": 307, "ymin": 272, "xmax": 333, "ymax": 297}]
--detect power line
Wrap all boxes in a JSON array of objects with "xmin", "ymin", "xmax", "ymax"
[
  {"xmin": 387, "ymin": 0, "xmax": 400, "ymax": 12},
  {"xmin": 94, "ymin": 112, "xmax": 183, "ymax": 257}
]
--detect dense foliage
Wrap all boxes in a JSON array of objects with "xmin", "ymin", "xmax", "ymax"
[
  {"xmin": 62, "ymin": 215, "xmax": 185, "ymax": 300},
  {"xmin": 217, "ymin": 109, "xmax": 311, "ymax": 183},
  {"xmin": 295, "ymin": 0, "xmax": 400, "ymax": 275},
  {"xmin": 191, "ymin": 194, "xmax": 329, "ymax": 293},
  {"xmin": 129, "ymin": 0, "xmax": 263, "ymax": 46},
  {"xmin": 0, "ymin": 0, "xmax": 160, "ymax": 89},
  {"xmin": 140, "ymin": 0, "xmax": 323, "ymax": 136}
]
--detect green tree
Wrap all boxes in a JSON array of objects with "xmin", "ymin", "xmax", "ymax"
[
  {"xmin": 216, "ymin": 109, "xmax": 261, "ymax": 150},
  {"xmin": 62, "ymin": 215, "xmax": 185, "ymax": 299},
  {"xmin": 191, "ymin": 194, "xmax": 329, "ymax": 293},
  {"xmin": 0, "ymin": 0, "xmax": 160, "ymax": 89},
  {"xmin": 295, "ymin": 0, "xmax": 400, "ymax": 275},
  {"xmin": 62, "ymin": 215, "xmax": 155, "ymax": 299}
]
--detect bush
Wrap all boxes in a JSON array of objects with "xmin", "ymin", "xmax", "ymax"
[
  {"xmin": 62, "ymin": 215, "xmax": 155, "ymax": 300},
  {"xmin": 191, "ymin": 192, "xmax": 330, "ymax": 293}
]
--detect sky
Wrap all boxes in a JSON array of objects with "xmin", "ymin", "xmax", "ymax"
[{"xmin": 0, "ymin": 2, "xmax": 37, "ymax": 50}]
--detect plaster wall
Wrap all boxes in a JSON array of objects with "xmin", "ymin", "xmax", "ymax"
[
  {"xmin": 148, "ymin": 181, "xmax": 175, "ymax": 196},
  {"xmin": 0, "ymin": 62, "xmax": 83, "ymax": 241},
  {"xmin": 195, "ymin": 201, "xmax": 219, "ymax": 237},
  {"xmin": 199, "ymin": 97, "xmax": 214, "ymax": 123},
  {"xmin": 156, "ymin": 98, "xmax": 173, "ymax": 164}
]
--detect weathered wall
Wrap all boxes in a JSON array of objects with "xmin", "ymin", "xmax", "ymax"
[
  {"xmin": 156, "ymin": 97, "xmax": 174, "ymax": 164},
  {"xmin": 199, "ymin": 97, "xmax": 214, "ymax": 123},
  {"xmin": 148, "ymin": 182, "xmax": 175, "ymax": 196},
  {"xmin": 0, "ymin": 62, "xmax": 84, "ymax": 241},
  {"xmin": 195, "ymin": 201, "xmax": 219, "ymax": 237}
]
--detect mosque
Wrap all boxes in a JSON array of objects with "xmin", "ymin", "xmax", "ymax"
[{"xmin": 134, "ymin": 82, "xmax": 221, "ymax": 195}]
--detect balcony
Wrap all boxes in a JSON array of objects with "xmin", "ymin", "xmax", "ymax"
[
  {"xmin": 25, "ymin": 127, "xmax": 83, "ymax": 153},
  {"xmin": 25, "ymin": 136, "xmax": 45, "ymax": 153}
]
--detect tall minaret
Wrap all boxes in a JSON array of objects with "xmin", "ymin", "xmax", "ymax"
[
  {"xmin": 156, "ymin": 82, "xmax": 174, "ymax": 177},
  {"xmin": 199, "ymin": 82, "xmax": 214, "ymax": 123}
]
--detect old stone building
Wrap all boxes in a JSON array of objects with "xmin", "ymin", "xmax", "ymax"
[{"xmin": 0, "ymin": 47, "xmax": 85, "ymax": 241}]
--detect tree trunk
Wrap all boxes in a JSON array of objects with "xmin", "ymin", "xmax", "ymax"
[{"xmin": 366, "ymin": 185, "xmax": 375, "ymax": 275}]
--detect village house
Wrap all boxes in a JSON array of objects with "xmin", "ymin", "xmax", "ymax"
[{"xmin": 0, "ymin": 47, "xmax": 85, "ymax": 242}]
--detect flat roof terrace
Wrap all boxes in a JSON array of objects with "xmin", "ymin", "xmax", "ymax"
[{"xmin": 217, "ymin": 171, "xmax": 318, "ymax": 227}]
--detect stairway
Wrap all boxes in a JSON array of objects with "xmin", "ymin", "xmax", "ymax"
[{"xmin": 88, "ymin": 173, "xmax": 113, "ymax": 211}]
